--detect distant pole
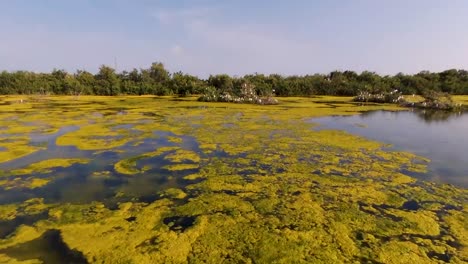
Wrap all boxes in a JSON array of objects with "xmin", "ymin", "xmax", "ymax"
[{"xmin": 114, "ymin": 57, "xmax": 118, "ymax": 72}]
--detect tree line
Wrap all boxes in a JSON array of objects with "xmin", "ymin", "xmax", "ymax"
[{"xmin": 1, "ymin": 62, "xmax": 468, "ymax": 96}]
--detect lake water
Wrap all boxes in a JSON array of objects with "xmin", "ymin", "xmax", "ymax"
[
  {"xmin": 1, "ymin": 98, "xmax": 467, "ymax": 263},
  {"xmin": 1, "ymin": 108, "xmax": 466, "ymax": 209},
  {"xmin": 0, "ymin": 128, "xmax": 202, "ymax": 206},
  {"xmin": 310, "ymin": 110, "xmax": 468, "ymax": 188}
]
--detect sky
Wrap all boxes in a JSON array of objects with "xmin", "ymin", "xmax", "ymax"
[{"xmin": 1, "ymin": 0, "xmax": 467, "ymax": 77}]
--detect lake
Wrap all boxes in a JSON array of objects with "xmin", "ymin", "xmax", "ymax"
[
  {"xmin": 0, "ymin": 96, "xmax": 466, "ymax": 263},
  {"xmin": 310, "ymin": 109, "xmax": 468, "ymax": 188}
]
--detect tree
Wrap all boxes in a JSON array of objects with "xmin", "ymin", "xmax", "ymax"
[
  {"xmin": 358, "ymin": 71, "xmax": 382, "ymax": 93},
  {"xmin": 75, "ymin": 70, "xmax": 95, "ymax": 95},
  {"xmin": 170, "ymin": 72, "xmax": 203, "ymax": 96},
  {"xmin": 0, "ymin": 63, "xmax": 468, "ymax": 96},
  {"xmin": 94, "ymin": 65, "xmax": 120, "ymax": 95},
  {"xmin": 208, "ymin": 74, "xmax": 234, "ymax": 95}
]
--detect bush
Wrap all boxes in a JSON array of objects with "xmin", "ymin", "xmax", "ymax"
[{"xmin": 404, "ymin": 91, "xmax": 463, "ymax": 111}]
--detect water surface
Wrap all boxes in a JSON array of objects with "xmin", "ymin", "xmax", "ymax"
[{"xmin": 310, "ymin": 110, "xmax": 468, "ymax": 187}]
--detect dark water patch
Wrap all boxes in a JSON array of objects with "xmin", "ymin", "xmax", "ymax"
[
  {"xmin": 427, "ymin": 251, "xmax": 451, "ymax": 263},
  {"xmin": 442, "ymin": 204, "xmax": 463, "ymax": 211},
  {"xmin": 220, "ymin": 190, "xmax": 239, "ymax": 195},
  {"xmin": 433, "ymin": 206, "xmax": 465, "ymax": 220},
  {"xmin": 163, "ymin": 215, "xmax": 196, "ymax": 232},
  {"xmin": 141, "ymin": 112, "xmax": 165, "ymax": 119},
  {"xmin": 358, "ymin": 202, "xmax": 403, "ymax": 221},
  {"xmin": 374, "ymin": 229, "xmax": 462, "ymax": 252},
  {"xmin": 103, "ymin": 177, "xmax": 128, "ymax": 188},
  {"xmin": 0, "ymin": 211, "xmax": 49, "ymax": 239},
  {"xmin": 135, "ymin": 236, "xmax": 160, "ymax": 251},
  {"xmin": 445, "ymin": 238, "xmax": 462, "ymax": 249},
  {"xmin": 111, "ymin": 124, "xmax": 134, "ymax": 130},
  {"xmin": 391, "ymin": 231, "xmax": 458, "ymax": 262},
  {"xmin": 0, "ymin": 229, "xmax": 88, "ymax": 264},
  {"xmin": 309, "ymin": 110, "xmax": 468, "ymax": 188},
  {"xmin": 401, "ymin": 200, "xmax": 420, "ymax": 211},
  {"xmin": 0, "ymin": 190, "xmax": 36, "ymax": 206},
  {"xmin": 292, "ymin": 191, "xmax": 301, "ymax": 196},
  {"xmin": 312, "ymin": 169, "xmax": 323, "ymax": 175},
  {"xmin": 125, "ymin": 216, "xmax": 137, "ymax": 222},
  {"xmin": 239, "ymin": 169, "xmax": 262, "ymax": 176},
  {"xmin": 137, "ymin": 194, "xmax": 159, "ymax": 204},
  {"xmin": 101, "ymin": 108, "xmax": 129, "ymax": 116},
  {"xmin": 98, "ymin": 150, "xmax": 121, "ymax": 160},
  {"xmin": 399, "ymin": 168, "xmax": 428, "ymax": 180}
]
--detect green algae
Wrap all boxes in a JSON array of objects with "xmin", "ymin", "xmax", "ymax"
[
  {"xmin": 163, "ymin": 164, "xmax": 200, "ymax": 171},
  {"xmin": 0, "ymin": 159, "xmax": 89, "ymax": 190},
  {"xmin": 114, "ymin": 157, "xmax": 144, "ymax": 175},
  {"xmin": 114, "ymin": 147, "xmax": 183, "ymax": 175},
  {"xmin": 55, "ymin": 124, "xmax": 135, "ymax": 150},
  {"xmin": 0, "ymin": 96, "xmax": 466, "ymax": 263},
  {"xmin": 0, "ymin": 138, "xmax": 42, "ymax": 164},
  {"xmin": 164, "ymin": 150, "xmax": 201, "ymax": 163},
  {"xmin": 160, "ymin": 188, "xmax": 187, "ymax": 200},
  {"xmin": 167, "ymin": 136, "xmax": 183, "ymax": 144},
  {"xmin": 143, "ymin": 146, "xmax": 181, "ymax": 158},
  {"xmin": 9, "ymin": 159, "xmax": 90, "ymax": 176}
]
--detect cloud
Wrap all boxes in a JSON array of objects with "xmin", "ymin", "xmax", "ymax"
[
  {"xmin": 152, "ymin": 7, "xmax": 216, "ymax": 25},
  {"xmin": 158, "ymin": 17, "xmax": 321, "ymax": 76},
  {"xmin": 170, "ymin": 45, "xmax": 183, "ymax": 56},
  {"xmin": 2, "ymin": 2, "xmax": 468, "ymax": 77},
  {"xmin": 147, "ymin": 6, "xmax": 323, "ymax": 76}
]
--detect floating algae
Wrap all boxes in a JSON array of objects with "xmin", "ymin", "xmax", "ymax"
[
  {"xmin": 9, "ymin": 159, "xmax": 90, "ymax": 176},
  {"xmin": 0, "ymin": 96, "xmax": 466, "ymax": 263},
  {"xmin": 114, "ymin": 157, "xmax": 145, "ymax": 175}
]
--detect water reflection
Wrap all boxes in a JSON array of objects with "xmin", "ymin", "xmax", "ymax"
[
  {"xmin": 310, "ymin": 110, "xmax": 468, "ymax": 188},
  {"xmin": 0, "ymin": 128, "xmax": 203, "ymax": 205},
  {"xmin": 0, "ymin": 229, "xmax": 88, "ymax": 264},
  {"xmin": 414, "ymin": 109, "xmax": 465, "ymax": 123}
]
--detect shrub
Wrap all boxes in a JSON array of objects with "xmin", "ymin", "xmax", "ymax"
[{"xmin": 405, "ymin": 91, "xmax": 463, "ymax": 111}]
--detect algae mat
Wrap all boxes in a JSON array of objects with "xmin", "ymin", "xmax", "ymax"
[{"xmin": 0, "ymin": 96, "xmax": 466, "ymax": 263}]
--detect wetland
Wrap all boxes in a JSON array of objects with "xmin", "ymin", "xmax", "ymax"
[{"xmin": 0, "ymin": 95, "xmax": 467, "ymax": 263}]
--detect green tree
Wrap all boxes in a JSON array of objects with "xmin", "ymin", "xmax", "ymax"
[
  {"xmin": 75, "ymin": 70, "xmax": 95, "ymax": 95},
  {"xmin": 170, "ymin": 72, "xmax": 203, "ymax": 96},
  {"xmin": 208, "ymin": 74, "xmax": 234, "ymax": 94},
  {"xmin": 94, "ymin": 65, "xmax": 120, "ymax": 95}
]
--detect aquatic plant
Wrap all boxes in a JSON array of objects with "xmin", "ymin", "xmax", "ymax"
[
  {"xmin": 0, "ymin": 96, "xmax": 466, "ymax": 263},
  {"xmin": 10, "ymin": 158, "xmax": 89, "ymax": 175}
]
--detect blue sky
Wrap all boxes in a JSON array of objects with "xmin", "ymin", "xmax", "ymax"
[{"xmin": 1, "ymin": 0, "xmax": 467, "ymax": 77}]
